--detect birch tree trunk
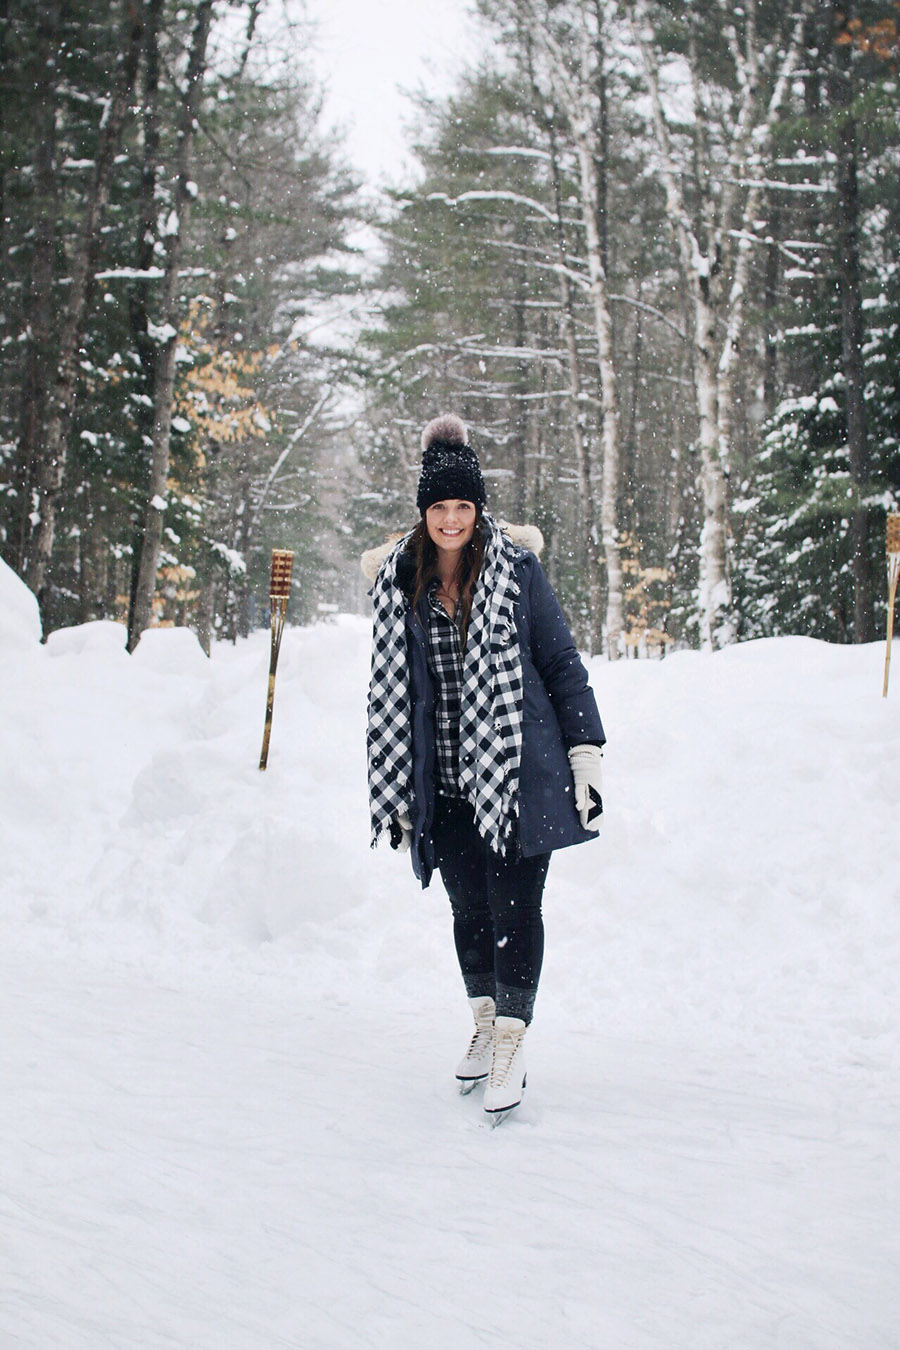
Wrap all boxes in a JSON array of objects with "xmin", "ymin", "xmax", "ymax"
[
  {"xmin": 715, "ymin": 19, "xmax": 804, "ymax": 471},
  {"xmin": 522, "ymin": 0, "xmax": 624, "ymax": 656},
  {"xmin": 575, "ymin": 135, "xmax": 624, "ymax": 656},
  {"xmin": 512, "ymin": 275, "xmax": 530, "ymax": 521},
  {"xmin": 128, "ymin": 0, "xmax": 214, "ymax": 651},
  {"xmin": 544, "ymin": 106, "xmax": 605, "ymax": 649},
  {"xmin": 24, "ymin": 0, "xmax": 144, "ymax": 610},
  {"xmin": 693, "ymin": 288, "xmax": 730, "ymax": 648}
]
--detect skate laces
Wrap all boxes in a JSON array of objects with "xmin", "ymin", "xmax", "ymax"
[
  {"xmin": 490, "ymin": 1025, "xmax": 523, "ymax": 1087},
  {"xmin": 464, "ymin": 1024, "xmax": 492, "ymax": 1062}
]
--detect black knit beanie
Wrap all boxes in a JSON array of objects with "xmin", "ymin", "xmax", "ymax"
[{"xmin": 416, "ymin": 414, "xmax": 487, "ymax": 514}]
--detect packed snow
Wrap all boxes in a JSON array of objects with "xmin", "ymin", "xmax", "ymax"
[{"xmin": 2, "ymin": 556, "xmax": 899, "ymax": 1348}]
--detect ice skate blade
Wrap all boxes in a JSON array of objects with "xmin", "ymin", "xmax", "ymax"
[
  {"xmin": 457, "ymin": 1075, "xmax": 486, "ymax": 1095},
  {"xmin": 486, "ymin": 1105, "xmax": 518, "ymax": 1128}
]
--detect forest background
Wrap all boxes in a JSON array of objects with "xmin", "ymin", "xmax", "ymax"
[{"xmin": 1, "ymin": 0, "xmax": 898, "ymax": 658}]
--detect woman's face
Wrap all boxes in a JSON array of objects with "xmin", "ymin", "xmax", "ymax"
[{"xmin": 425, "ymin": 499, "xmax": 477, "ymax": 557}]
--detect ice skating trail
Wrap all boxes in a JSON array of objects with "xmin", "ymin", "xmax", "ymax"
[{"xmin": 1, "ymin": 560, "xmax": 898, "ymax": 1348}]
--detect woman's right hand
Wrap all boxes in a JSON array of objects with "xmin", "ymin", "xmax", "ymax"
[{"xmin": 389, "ymin": 811, "xmax": 413, "ymax": 853}]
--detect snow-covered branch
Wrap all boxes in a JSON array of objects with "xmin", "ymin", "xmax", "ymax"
[
  {"xmin": 426, "ymin": 190, "xmax": 558, "ymax": 225},
  {"xmin": 458, "ymin": 344, "xmax": 567, "ymax": 362},
  {"xmin": 458, "ymin": 145, "xmax": 554, "ymax": 163},
  {"xmin": 722, "ymin": 177, "xmax": 835, "ymax": 194},
  {"xmin": 483, "ymin": 240, "xmax": 593, "ymax": 294}
]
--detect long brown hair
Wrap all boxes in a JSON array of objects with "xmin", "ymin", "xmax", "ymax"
[{"xmin": 410, "ymin": 510, "xmax": 485, "ymax": 648}]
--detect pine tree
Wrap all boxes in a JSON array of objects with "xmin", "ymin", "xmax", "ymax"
[
  {"xmin": 733, "ymin": 4, "xmax": 900, "ymax": 641},
  {"xmin": 0, "ymin": 1, "xmax": 360, "ymax": 642}
]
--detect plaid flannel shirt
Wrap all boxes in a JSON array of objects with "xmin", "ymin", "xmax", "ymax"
[{"xmin": 426, "ymin": 585, "xmax": 464, "ymax": 797}]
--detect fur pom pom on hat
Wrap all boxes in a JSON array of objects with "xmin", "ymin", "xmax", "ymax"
[
  {"xmin": 416, "ymin": 413, "xmax": 486, "ymax": 514},
  {"xmin": 420, "ymin": 413, "xmax": 467, "ymax": 453}
]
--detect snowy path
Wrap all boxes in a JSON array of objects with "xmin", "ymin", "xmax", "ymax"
[
  {"xmin": 3, "ymin": 566, "xmax": 900, "ymax": 1346},
  {"xmin": 4, "ymin": 948, "xmax": 898, "ymax": 1350}
]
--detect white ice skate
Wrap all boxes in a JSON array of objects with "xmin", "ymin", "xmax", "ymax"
[
  {"xmin": 483, "ymin": 1015, "xmax": 527, "ymax": 1124},
  {"xmin": 455, "ymin": 996, "xmax": 495, "ymax": 1094}
]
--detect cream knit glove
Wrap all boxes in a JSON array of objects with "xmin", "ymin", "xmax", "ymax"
[
  {"xmin": 389, "ymin": 811, "xmax": 413, "ymax": 853},
  {"xmin": 567, "ymin": 745, "xmax": 604, "ymax": 831}
]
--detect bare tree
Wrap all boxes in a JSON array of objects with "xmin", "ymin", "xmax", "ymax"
[
  {"xmin": 629, "ymin": 0, "xmax": 809, "ymax": 648},
  {"xmin": 543, "ymin": 104, "xmax": 605, "ymax": 649},
  {"xmin": 516, "ymin": 0, "xmax": 624, "ymax": 656}
]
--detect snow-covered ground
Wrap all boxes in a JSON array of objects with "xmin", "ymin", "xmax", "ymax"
[{"xmin": 2, "ymin": 558, "xmax": 899, "ymax": 1349}]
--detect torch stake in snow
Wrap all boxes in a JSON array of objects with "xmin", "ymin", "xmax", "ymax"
[
  {"xmin": 884, "ymin": 514, "xmax": 900, "ymax": 699},
  {"xmin": 259, "ymin": 549, "xmax": 294, "ymax": 769}
]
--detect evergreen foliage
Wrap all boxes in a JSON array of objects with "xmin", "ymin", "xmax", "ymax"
[
  {"xmin": 0, "ymin": 0, "xmax": 360, "ymax": 643},
  {"xmin": 2, "ymin": 0, "xmax": 898, "ymax": 651},
  {"xmin": 733, "ymin": 8, "xmax": 900, "ymax": 640},
  {"xmin": 734, "ymin": 251, "xmax": 900, "ymax": 640}
]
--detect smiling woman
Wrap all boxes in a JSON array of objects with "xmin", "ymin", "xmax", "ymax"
[{"xmin": 363, "ymin": 413, "xmax": 606, "ymax": 1125}]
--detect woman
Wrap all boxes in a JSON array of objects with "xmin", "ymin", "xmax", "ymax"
[{"xmin": 364, "ymin": 414, "xmax": 605, "ymax": 1123}]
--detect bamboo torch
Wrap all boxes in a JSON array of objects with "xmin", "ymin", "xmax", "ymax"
[
  {"xmin": 884, "ymin": 514, "xmax": 900, "ymax": 699},
  {"xmin": 259, "ymin": 549, "xmax": 294, "ymax": 769}
]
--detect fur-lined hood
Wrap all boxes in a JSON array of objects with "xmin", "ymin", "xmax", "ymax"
[{"xmin": 360, "ymin": 521, "xmax": 544, "ymax": 584}]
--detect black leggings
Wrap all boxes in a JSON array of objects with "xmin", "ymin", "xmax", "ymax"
[{"xmin": 431, "ymin": 795, "xmax": 550, "ymax": 1024}]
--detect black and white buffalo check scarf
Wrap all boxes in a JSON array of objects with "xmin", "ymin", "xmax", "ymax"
[{"xmin": 367, "ymin": 514, "xmax": 524, "ymax": 854}]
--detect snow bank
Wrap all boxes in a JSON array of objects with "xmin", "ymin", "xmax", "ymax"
[
  {"xmin": 0, "ymin": 556, "xmax": 41, "ymax": 652},
  {"xmin": 46, "ymin": 618, "xmax": 128, "ymax": 658},
  {"xmin": 567, "ymin": 636, "xmax": 900, "ymax": 1058},
  {"xmin": 2, "ymin": 617, "xmax": 898, "ymax": 1071}
]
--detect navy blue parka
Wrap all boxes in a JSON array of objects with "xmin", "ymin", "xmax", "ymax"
[{"xmin": 394, "ymin": 541, "xmax": 605, "ymax": 888}]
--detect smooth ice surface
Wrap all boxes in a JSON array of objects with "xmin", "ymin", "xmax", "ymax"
[{"xmin": 2, "ymin": 560, "xmax": 899, "ymax": 1348}]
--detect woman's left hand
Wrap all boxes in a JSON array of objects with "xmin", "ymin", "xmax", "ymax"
[{"xmin": 568, "ymin": 745, "xmax": 604, "ymax": 831}]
